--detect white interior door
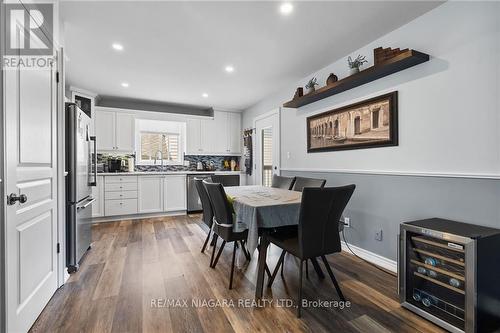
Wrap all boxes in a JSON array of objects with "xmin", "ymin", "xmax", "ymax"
[
  {"xmin": 254, "ymin": 110, "xmax": 280, "ymax": 186},
  {"xmin": 4, "ymin": 46, "xmax": 59, "ymax": 333}
]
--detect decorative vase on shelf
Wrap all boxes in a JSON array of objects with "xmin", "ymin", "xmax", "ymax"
[
  {"xmin": 326, "ymin": 73, "xmax": 338, "ymax": 85},
  {"xmin": 349, "ymin": 67, "xmax": 360, "ymax": 75},
  {"xmin": 305, "ymin": 86, "xmax": 315, "ymax": 94}
]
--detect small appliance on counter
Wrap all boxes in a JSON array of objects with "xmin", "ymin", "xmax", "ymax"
[
  {"xmin": 127, "ymin": 157, "xmax": 135, "ymax": 172},
  {"xmin": 399, "ymin": 218, "xmax": 500, "ymax": 333},
  {"xmin": 108, "ymin": 158, "xmax": 122, "ymax": 173}
]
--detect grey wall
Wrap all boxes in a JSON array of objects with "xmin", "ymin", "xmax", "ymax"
[
  {"xmin": 241, "ymin": 2, "xmax": 500, "ymax": 261},
  {"xmin": 283, "ymin": 171, "xmax": 500, "ymax": 261}
]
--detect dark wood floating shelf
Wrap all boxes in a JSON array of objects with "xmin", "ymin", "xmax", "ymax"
[{"xmin": 283, "ymin": 49, "xmax": 430, "ymax": 108}]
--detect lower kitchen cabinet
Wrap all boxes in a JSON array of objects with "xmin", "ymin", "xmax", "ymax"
[
  {"xmin": 94, "ymin": 174, "xmax": 189, "ymax": 219},
  {"xmin": 138, "ymin": 176, "xmax": 164, "ymax": 213},
  {"xmin": 104, "ymin": 176, "xmax": 139, "ymax": 216},
  {"xmin": 164, "ymin": 175, "xmax": 186, "ymax": 211},
  {"xmin": 105, "ymin": 198, "xmax": 138, "ymax": 216}
]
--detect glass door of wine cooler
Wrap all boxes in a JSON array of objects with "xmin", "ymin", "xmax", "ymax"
[
  {"xmin": 405, "ymin": 231, "xmax": 466, "ymax": 330},
  {"xmin": 399, "ymin": 226, "xmax": 476, "ymax": 333}
]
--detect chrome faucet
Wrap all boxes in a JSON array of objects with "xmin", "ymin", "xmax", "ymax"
[{"xmin": 154, "ymin": 150, "xmax": 163, "ymax": 169}]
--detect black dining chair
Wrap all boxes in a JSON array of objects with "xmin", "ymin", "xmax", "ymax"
[
  {"xmin": 291, "ymin": 176, "xmax": 326, "ymax": 192},
  {"xmin": 271, "ymin": 175, "xmax": 296, "ymax": 190},
  {"xmin": 267, "ymin": 185, "xmax": 356, "ymax": 317},
  {"xmin": 203, "ymin": 180, "xmax": 251, "ymax": 289},
  {"xmin": 194, "ymin": 177, "xmax": 214, "ymax": 254}
]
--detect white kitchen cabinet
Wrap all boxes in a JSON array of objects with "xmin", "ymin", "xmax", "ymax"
[
  {"xmin": 201, "ymin": 118, "xmax": 217, "ymax": 153},
  {"xmin": 105, "ymin": 199, "xmax": 138, "ymax": 216},
  {"xmin": 185, "ymin": 111, "xmax": 241, "ymax": 155},
  {"xmin": 103, "ymin": 176, "xmax": 138, "ymax": 216},
  {"xmin": 186, "ymin": 118, "xmax": 202, "ymax": 154},
  {"xmin": 95, "ymin": 111, "xmax": 116, "ymax": 151},
  {"xmin": 92, "ymin": 176, "xmax": 104, "ymax": 217},
  {"xmin": 95, "ymin": 108, "xmax": 135, "ymax": 152},
  {"xmin": 228, "ymin": 112, "xmax": 241, "ymax": 154},
  {"xmin": 213, "ymin": 111, "xmax": 228, "ymax": 153},
  {"xmin": 115, "ymin": 113, "xmax": 135, "ymax": 152},
  {"xmin": 163, "ymin": 175, "xmax": 186, "ymax": 211},
  {"xmin": 138, "ymin": 176, "xmax": 164, "ymax": 213}
]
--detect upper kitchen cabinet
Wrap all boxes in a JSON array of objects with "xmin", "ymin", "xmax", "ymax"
[
  {"xmin": 115, "ymin": 113, "xmax": 135, "ymax": 152},
  {"xmin": 186, "ymin": 119, "xmax": 201, "ymax": 154},
  {"xmin": 95, "ymin": 107, "xmax": 135, "ymax": 152},
  {"xmin": 186, "ymin": 111, "xmax": 241, "ymax": 155},
  {"xmin": 95, "ymin": 110, "xmax": 115, "ymax": 151}
]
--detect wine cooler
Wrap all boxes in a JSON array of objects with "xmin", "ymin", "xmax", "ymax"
[{"xmin": 399, "ymin": 218, "xmax": 500, "ymax": 333}]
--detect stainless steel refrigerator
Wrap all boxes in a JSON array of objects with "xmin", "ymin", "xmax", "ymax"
[{"xmin": 65, "ymin": 103, "xmax": 96, "ymax": 273}]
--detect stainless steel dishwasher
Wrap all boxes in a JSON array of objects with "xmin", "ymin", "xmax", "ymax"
[{"xmin": 186, "ymin": 173, "xmax": 214, "ymax": 213}]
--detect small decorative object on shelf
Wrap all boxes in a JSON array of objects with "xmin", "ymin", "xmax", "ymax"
[
  {"xmin": 283, "ymin": 49, "xmax": 429, "ymax": 108},
  {"xmin": 305, "ymin": 77, "xmax": 318, "ymax": 94},
  {"xmin": 326, "ymin": 73, "xmax": 338, "ymax": 85},
  {"xmin": 293, "ymin": 87, "xmax": 303, "ymax": 100},
  {"xmin": 348, "ymin": 55, "xmax": 368, "ymax": 75},
  {"xmin": 374, "ymin": 46, "xmax": 409, "ymax": 65}
]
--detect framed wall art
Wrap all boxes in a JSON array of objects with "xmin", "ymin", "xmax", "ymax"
[{"xmin": 307, "ymin": 91, "xmax": 398, "ymax": 152}]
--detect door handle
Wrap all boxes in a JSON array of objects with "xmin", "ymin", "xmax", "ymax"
[
  {"xmin": 77, "ymin": 197, "xmax": 96, "ymax": 210},
  {"xmin": 7, "ymin": 193, "xmax": 27, "ymax": 205}
]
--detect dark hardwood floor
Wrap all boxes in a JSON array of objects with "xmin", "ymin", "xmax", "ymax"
[{"xmin": 30, "ymin": 215, "xmax": 444, "ymax": 333}]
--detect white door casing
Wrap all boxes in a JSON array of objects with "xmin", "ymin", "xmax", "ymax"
[
  {"xmin": 254, "ymin": 110, "xmax": 280, "ymax": 186},
  {"xmin": 4, "ymin": 53, "xmax": 59, "ymax": 333}
]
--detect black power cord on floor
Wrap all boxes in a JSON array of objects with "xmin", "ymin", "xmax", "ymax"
[{"xmin": 341, "ymin": 227, "xmax": 397, "ymax": 277}]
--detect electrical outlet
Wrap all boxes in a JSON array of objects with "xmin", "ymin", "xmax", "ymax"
[
  {"xmin": 344, "ymin": 217, "xmax": 351, "ymax": 228},
  {"xmin": 375, "ymin": 229, "xmax": 383, "ymax": 241}
]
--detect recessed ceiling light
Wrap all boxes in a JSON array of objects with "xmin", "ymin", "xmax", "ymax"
[
  {"xmin": 112, "ymin": 43, "xmax": 124, "ymax": 51},
  {"xmin": 202, "ymin": 93, "xmax": 209, "ymax": 98},
  {"xmin": 225, "ymin": 65, "xmax": 235, "ymax": 73},
  {"xmin": 280, "ymin": 2, "xmax": 294, "ymax": 15},
  {"xmin": 121, "ymin": 82, "xmax": 129, "ymax": 88}
]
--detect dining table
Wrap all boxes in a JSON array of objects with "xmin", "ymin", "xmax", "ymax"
[{"xmin": 225, "ymin": 185, "xmax": 325, "ymax": 298}]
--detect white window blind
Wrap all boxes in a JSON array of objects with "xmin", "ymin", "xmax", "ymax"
[
  {"xmin": 140, "ymin": 132, "xmax": 180, "ymax": 163},
  {"xmin": 262, "ymin": 128, "xmax": 273, "ymax": 187}
]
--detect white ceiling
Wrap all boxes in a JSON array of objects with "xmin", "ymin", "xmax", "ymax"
[{"xmin": 61, "ymin": 1, "xmax": 442, "ymax": 110}]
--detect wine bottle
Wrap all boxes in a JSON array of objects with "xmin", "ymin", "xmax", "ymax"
[
  {"xmin": 449, "ymin": 278, "xmax": 461, "ymax": 288},
  {"xmin": 424, "ymin": 257, "xmax": 438, "ymax": 267}
]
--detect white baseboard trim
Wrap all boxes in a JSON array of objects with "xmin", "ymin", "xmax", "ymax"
[
  {"xmin": 92, "ymin": 210, "xmax": 186, "ymax": 223},
  {"xmin": 341, "ymin": 241, "xmax": 397, "ymax": 273},
  {"xmin": 281, "ymin": 167, "xmax": 500, "ymax": 180}
]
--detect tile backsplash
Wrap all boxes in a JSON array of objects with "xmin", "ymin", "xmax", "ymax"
[{"xmin": 97, "ymin": 153, "xmax": 240, "ymax": 172}]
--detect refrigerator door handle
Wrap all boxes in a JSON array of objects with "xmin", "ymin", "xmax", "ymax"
[
  {"xmin": 77, "ymin": 197, "xmax": 96, "ymax": 210},
  {"xmin": 89, "ymin": 135, "xmax": 97, "ymax": 186}
]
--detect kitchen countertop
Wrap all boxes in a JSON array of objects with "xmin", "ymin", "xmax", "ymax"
[{"xmin": 98, "ymin": 170, "xmax": 244, "ymax": 176}]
